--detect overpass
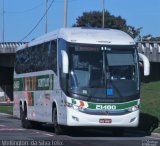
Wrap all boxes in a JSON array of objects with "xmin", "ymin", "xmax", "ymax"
[
  {"xmin": 0, "ymin": 42, "xmax": 26, "ymax": 101},
  {"xmin": 137, "ymin": 42, "xmax": 160, "ymax": 62},
  {"xmin": 137, "ymin": 42, "xmax": 160, "ymax": 81}
]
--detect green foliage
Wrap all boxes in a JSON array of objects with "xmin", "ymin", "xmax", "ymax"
[
  {"xmin": 141, "ymin": 81, "xmax": 160, "ymax": 120},
  {"xmin": 139, "ymin": 81, "xmax": 160, "ymax": 133},
  {"xmin": 73, "ymin": 11, "xmax": 141, "ymax": 38},
  {"xmin": 0, "ymin": 106, "xmax": 13, "ymax": 115},
  {"xmin": 154, "ymin": 127, "xmax": 160, "ymax": 133}
]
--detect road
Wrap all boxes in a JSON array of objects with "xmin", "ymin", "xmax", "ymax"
[{"xmin": 0, "ymin": 114, "xmax": 159, "ymax": 146}]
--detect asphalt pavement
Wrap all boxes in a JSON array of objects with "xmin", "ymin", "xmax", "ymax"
[{"xmin": 0, "ymin": 113, "xmax": 160, "ymax": 146}]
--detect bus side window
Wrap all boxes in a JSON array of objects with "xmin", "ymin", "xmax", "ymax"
[
  {"xmin": 15, "ymin": 51, "xmax": 21, "ymax": 73},
  {"xmin": 51, "ymin": 40, "xmax": 57, "ymax": 74}
]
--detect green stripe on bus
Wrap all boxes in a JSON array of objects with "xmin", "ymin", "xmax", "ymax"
[
  {"xmin": 14, "ymin": 74, "xmax": 54, "ymax": 91},
  {"xmin": 88, "ymin": 100, "xmax": 138, "ymax": 110},
  {"xmin": 71, "ymin": 99, "xmax": 138, "ymax": 110},
  {"xmin": 14, "ymin": 78, "xmax": 25, "ymax": 91}
]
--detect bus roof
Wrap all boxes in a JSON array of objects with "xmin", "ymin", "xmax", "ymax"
[{"xmin": 17, "ymin": 27, "xmax": 135, "ymax": 51}]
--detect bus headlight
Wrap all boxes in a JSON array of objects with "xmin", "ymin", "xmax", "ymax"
[
  {"xmin": 78, "ymin": 106, "xmax": 85, "ymax": 112},
  {"xmin": 128, "ymin": 105, "xmax": 139, "ymax": 112}
]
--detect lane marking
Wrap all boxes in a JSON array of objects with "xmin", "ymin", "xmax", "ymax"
[
  {"xmin": 32, "ymin": 130, "xmax": 55, "ymax": 137},
  {"xmin": 0, "ymin": 125, "xmax": 5, "ymax": 127},
  {"xmin": 43, "ymin": 133, "xmax": 54, "ymax": 137}
]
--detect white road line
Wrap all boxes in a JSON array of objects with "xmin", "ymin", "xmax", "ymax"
[
  {"xmin": 43, "ymin": 133, "xmax": 55, "ymax": 137},
  {"xmin": 33, "ymin": 130, "xmax": 54, "ymax": 137},
  {"xmin": 0, "ymin": 125, "xmax": 5, "ymax": 127}
]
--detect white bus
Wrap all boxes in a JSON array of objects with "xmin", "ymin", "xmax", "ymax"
[{"xmin": 13, "ymin": 27, "xmax": 150, "ymax": 135}]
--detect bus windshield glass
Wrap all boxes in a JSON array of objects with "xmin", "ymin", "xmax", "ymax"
[{"xmin": 68, "ymin": 45, "xmax": 139, "ymax": 101}]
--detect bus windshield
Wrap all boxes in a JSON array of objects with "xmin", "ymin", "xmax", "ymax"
[{"xmin": 68, "ymin": 45, "xmax": 139, "ymax": 101}]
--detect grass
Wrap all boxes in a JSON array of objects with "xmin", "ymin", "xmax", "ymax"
[
  {"xmin": 139, "ymin": 81, "xmax": 160, "ymax": 134},
  {"xmin": 0, "ymin": 106, "xmax": 13, "ymax": 115},
  {"xmin": 141, "ymin": 81, "xmax": 160, "ymax": 121},
  {"xmin": 154, "ymin": 127, "xmax": 160, "ymax": 133}
]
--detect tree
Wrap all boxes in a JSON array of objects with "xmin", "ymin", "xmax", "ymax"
[{"xmin": 73, "ymin": 11, "xmax": 141, "ymax": 39}]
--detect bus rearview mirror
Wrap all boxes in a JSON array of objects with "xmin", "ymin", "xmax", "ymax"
[
  {"xmin": 61, "ymin": 50, "xmax": 69, "ymax": 74},
  {"xmin": 138, "ymin": 53, "xmax": 150, "ymax": 76}
]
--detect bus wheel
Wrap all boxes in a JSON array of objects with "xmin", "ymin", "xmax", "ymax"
[
  {"xmin": 112, "ymin": 128, "xmax": 125, "ymax": 136},
  {"xmin": 21, "ymin": 105, "xmax": 31, "ymax": 129},
  {"xmin": 53, "ymin": 107, "xmax": 63, "ymax": 135},
  {"xmin": 30, "ymin": 121, "xmax": 42, "ymax": 129}
]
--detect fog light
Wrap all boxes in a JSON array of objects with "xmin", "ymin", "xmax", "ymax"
[{"xmin": 128, "ymin": 105, "xmax": 139, "ymax": 112}]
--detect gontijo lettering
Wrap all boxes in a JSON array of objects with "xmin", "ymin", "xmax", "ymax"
[{"xmin": 38, "ymin": 78, "xmax": 50, "ymax": 88}]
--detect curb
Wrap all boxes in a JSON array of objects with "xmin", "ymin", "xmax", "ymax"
[
  {"xmin": 0, "ymin": 113, "xmax": 18, "ymax": 119},
  {"xmin": 0, "ymin": 113, "xmax": 12, "ymax": 116},
  {"xmin": 0, "ymin": 102, "xmax": 13, "ymax": 106},
  {"xmin": 0, "ymin": 113, "xmax": 11, "ymax": 116}
]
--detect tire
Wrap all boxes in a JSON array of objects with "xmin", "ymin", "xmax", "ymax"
[
  {"xmin": 20, "ymin": 106, "xmax": 23, "ymax": 120},
  {"xmin": 53, "ymin": 107, "xmax": 64, "ymax": 135},
  {"xmin": 21, "ymin": 105, "xmax": 32, "ymax": 129},
  {"xmin": 30, "ymin": 121, "xmax": 42, "ymax": 129},
  {"xmin": 112, "ymin": 128, "xmax": 125, "ymax": 136}
]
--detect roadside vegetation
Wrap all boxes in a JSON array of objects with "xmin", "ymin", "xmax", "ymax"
[
  {"xmin": 140, "ymin": 81, "xmax": 160, "ymax": 133},
  {"xmin": 141, "ymin": 81, "xmax": 160, "ymax": 121},
  {"xmin": 0, "ymin": 106, "xmax": 13, "ymax": 115}
]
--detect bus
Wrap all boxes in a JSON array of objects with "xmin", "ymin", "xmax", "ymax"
[{"xmin": 13, "ymin": 27, "xmax": 150, "ymax": 135}]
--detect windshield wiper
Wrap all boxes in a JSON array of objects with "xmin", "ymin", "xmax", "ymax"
[{"xmin": 102, "ymin": 49, "xmax": 107, "ymax": 88}]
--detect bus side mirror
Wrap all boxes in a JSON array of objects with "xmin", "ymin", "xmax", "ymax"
[
  {"xmin": 61, "ymin": 50, "xmax": 69, "ymax": 74},
  {"xmin": 138, "ymin": 53, "xmax": 150, "ymax": 76}
]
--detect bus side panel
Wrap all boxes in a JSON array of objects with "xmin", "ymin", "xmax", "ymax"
[
  {"xmin": 13, "ymin": 71, "xmax": 55, "ymax": 123},
  {"xmin": 54, "ymin": 91, "xmax": 68, "ymax": 125},
  {"xmin": 13, "ymin": 91, "xmax": 21, "ymax": 118}
]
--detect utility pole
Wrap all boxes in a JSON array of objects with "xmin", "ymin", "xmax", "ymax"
[
  {"xmin": 2, "ymin": 0, "xmax": 4, "ymax": 42},
  {"xmin": 102, "ymin": 0, "xmax": 105, "ymax": 28},
  {"xmin": 45, "ymin": 0, "xmax": 48, "ymax": 33},
  {"xmin": 64, "ymin": 0, "xmax": 68, "ymax": 28}
]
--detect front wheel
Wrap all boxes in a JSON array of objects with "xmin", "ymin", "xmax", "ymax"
[
  {"xmin": 112, "ymin": 128, "xmax": 125, "ymax": 136},
  {"xmin": 53, "ymin": 107, "xmax": 64, "ymax": 135}
]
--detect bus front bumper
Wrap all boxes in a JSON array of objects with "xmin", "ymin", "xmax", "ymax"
[{"xmin": 65, "ymin": 107, "xmax": 139, "ymax": 127}]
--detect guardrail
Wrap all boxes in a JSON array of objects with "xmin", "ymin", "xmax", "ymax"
[
  {"xmin": 0, "ymin": 101, "xmax": 13, "ymax": 106},
  {"xmin": 137, "ymin": 42, "xmax": 160, "ymax": 62}
]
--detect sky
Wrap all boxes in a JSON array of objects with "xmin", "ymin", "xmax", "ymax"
[{"xmin": 0, "ymin": 0, "xmax": 160, "ymax": 42}]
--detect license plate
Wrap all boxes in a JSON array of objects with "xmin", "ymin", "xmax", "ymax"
[{"xmin": 99, "ymin": 119, "xmax": 112, "ymax": 123}]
